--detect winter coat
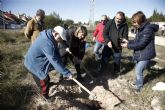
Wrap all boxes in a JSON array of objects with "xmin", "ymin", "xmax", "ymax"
[
  {"xmin": 24, "ymin": 29, "xmax": 71, "ymax": 80},
  {"xmin": 128, "ymin": 22, "xmax": 159, "ymax": 61},
  {"xmin": 69, "ymin": 35, "xmax": 86, "ymax": 60},
  {"xmin": 103, "ymin": 18, "xmax": 128, "ymax": 52},
  {"xmin": 58, "ymin": 28, "xmax": 86, "ymax": 60},
  {"xmin": 24, "ymin": 17, "xmax": 44, "ymax": 43},
  {"xmin": 93, "ymin": 22, "xmax": 105, "ymax": 43}
]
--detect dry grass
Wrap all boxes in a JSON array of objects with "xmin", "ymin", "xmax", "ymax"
[
  {"xmin": 0, "ymin": 30, "xmax": 31, "ymax": 110},
  {"xmin": 0, "ymin": 29, "xmax": 164, "ymax": 110}
]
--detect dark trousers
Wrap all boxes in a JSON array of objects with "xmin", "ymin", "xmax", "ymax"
[
  {"xmin": 61, "ymin": 53, "xmax": 81, "ymax": 75},
  {"xmin": 101, "ymin": 45, "xmax": 121, "ymax": 71},
  {"xmin": 32, "ymin": 74, "xmax": 50, "ymax": 96}
]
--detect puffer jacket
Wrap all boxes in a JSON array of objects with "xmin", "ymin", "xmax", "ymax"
[{"xmin": 128, "ymin": 22, "xmax": 159, "ymax": 61}]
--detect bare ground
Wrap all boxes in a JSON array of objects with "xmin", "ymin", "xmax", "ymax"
[
  {"xmin": 22, "ymin": 46, "xmax": 165, "ymax": 110},
  {"xmin": 0, "ymin": 30, "xmax": 164, "ymax": 110}
]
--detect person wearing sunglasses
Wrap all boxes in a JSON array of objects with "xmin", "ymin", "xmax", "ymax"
[{"xmin": 93, "ymin": 15, "xmax": 108, "ymax": 61}]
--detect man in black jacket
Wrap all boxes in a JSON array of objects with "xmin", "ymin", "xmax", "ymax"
[{"xmin": 100, "ymin": 11, "xmax": 128, "ymax": 74}]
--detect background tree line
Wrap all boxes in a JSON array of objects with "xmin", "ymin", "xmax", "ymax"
[
  {"xmin": 44, "ymin": 11, "xmax": 81, "ymax": 29},
  {"xmin": 44, "ymin": 9, "xmax": 165, "ymax": 28}
]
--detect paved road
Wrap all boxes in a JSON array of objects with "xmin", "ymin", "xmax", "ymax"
[{"xmin": 129, "ymin": 32, "xmax": 165, "ymax": 47}]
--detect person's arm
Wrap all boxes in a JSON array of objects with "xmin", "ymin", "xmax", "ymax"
[
  {"xmin": 122, "ymin": 24, "xmax": 129, "ymax": 40},
  {"xmin": 93, "ymin": 24, "xmax": 99, "ymax": 38},
  {"xmin": 78, "ymin": 41, "xmax": 86, "ymax": 60},
  {"xmin": 24, "ymin": 20, "xmax": 33, "ymax": 39},
  {"xmin": 42, "ymin": 44, "xmax": 72, "ymax": 78},
  {"xmin": 128, "ymin": 30, "xmax": 153, "ymax": 50},
  {"xmin": 103, "ymin": 20, "xmax": 111, "ymax": 44}
]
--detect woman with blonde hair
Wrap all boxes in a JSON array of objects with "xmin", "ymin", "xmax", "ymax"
[{"xmin": 58, "ymin": 26, "xmax": 88, "ymax": 81}]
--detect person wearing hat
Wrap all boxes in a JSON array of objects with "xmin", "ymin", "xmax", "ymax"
[
  {"xmin": 24, "ymin": 26, "xmax": 73, "ymax": 101},
  {"xmin": 24, "ymin": 9, "xmax": 45, "ymax": 43}
]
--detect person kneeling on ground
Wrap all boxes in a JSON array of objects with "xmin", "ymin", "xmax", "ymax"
[{"xmin": 24, "ymin": 26, "xmax": 73, "ymax": 101}]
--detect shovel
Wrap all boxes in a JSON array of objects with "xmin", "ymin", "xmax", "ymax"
[
  {"xmin": 72, "ymin": 56, "xmax": 101, "ymax": 83},
  {"xmin": 72, "ymin": 78, "xmax": 97, "ymax": 100},
  {"xmin": 72, "ymin": 78, "xmax": 103, "ymax": 109},
  {"xmin": 81, "ymin": 64, "xmax": 97, "ymax": 81}
]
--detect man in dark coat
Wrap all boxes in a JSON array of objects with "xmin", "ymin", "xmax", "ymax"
[{"xmin": 101, "ymin": 11, "xmax": 128, "ymax": 74}]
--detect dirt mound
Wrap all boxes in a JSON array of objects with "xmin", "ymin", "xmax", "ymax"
[{"xmin": 91, "ymin": 86, "xmax": 121, "ymax": 110}]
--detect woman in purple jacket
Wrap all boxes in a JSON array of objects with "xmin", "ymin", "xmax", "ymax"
[{"xmin": 121, "ymin": 11, "xmax": 159, "ymax": 93}]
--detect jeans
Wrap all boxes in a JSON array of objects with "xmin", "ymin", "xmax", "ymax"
[
  {"xmin": 93, "ymin": 40, "xmax": 104, "ymax": 60},
  {"xmin": 135, "ymin": 60, "xmax": 150, "ymax": 90}
]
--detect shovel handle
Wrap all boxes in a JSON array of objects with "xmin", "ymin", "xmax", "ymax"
[
  {"xmin": 71, "ymin": 54, "xmax": 97, "ymax": 82},
  {"xmin": 72, "ymin": 78, "xmax": 95, "ymax": 97},
  {"xmin": 81, "ymin": 64, "xmax": 97, "ymax": 81}
]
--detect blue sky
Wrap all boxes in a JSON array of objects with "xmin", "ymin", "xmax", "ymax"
[{"xmin": 1, "ymin": 0, "xmax": 165, "ymax": 23}]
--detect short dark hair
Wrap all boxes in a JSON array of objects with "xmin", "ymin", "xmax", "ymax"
[
  {"xmin": 101, "ymin": 15, "xmax": 108, "ymax": 19},
  {"xmin": 116, "ymin": 11, "xmax": 125, "ymax": 18},
  {"xmin": 131, "ymin": 11, "xmax": 146, "ymax": 25},
  {"xmin": 36, "ymin": 9, "xmax": 45, "ymax": 16}
]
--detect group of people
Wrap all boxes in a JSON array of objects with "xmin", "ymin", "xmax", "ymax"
[
  {"xmin": 24, "ymin": 9, "xmax": 88, "ymax": 101},
  {"xmin": 24, "ymin": 9, "xmax": 159, "ymax": 101},
  {"xmin": 93, "ymin": 11, "xmax": 159, "ymax": 93}
]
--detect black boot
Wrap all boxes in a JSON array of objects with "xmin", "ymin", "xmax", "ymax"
[
  {"xmin": 75, "ymin": 64, "xmax": 84, "ymax": 81},
  {"xmin": 43, "ymin": 94, "xmax": 55, "ymax": 102}
]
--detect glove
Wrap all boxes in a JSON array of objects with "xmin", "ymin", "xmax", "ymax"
[
  {"xmin": 67, "ymin": 74, "xmax": 73, "ymax": 80},
  {"xmin": 66, "ymin": 48, "xmax": 72, "ymax": 54},
  {"xmin": 63, "ymin": 73, "xmax": 73, "ymax": 80}
]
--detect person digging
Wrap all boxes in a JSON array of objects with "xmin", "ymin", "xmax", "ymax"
[{"xmin": 24, "ymin": 26, "xmax": 73, "ymax": 102}]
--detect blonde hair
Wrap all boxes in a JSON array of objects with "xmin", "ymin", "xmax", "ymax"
[{"xmin": 74, "ymin": 26, "xmax": 87, "ymax": 37}]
